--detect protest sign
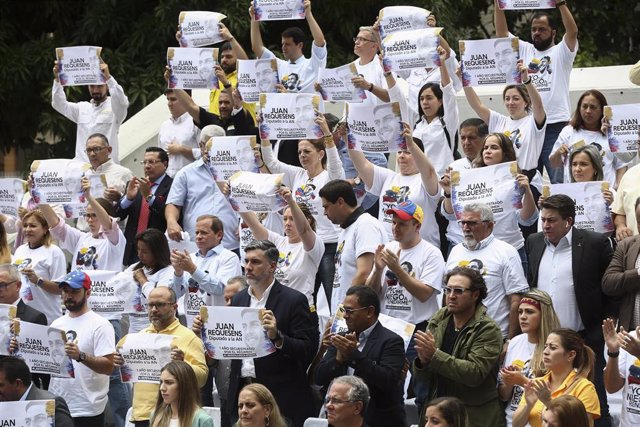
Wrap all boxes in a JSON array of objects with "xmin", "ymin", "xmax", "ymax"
[
  {"xmin": 259, "ymin": 93, "xmax": 324, "ymax": 140},
  {"xmin": 346, "ymin": 102, "xmax": 405, "ymax": 153},
  {"xmin": 0, "ymin": 178, "xmax": 25, "ymax": 217},
  {"xmin": 0, "ymin": 400, "xmax": 55, "ymax": 427},
  {"xmin": 451, "ymin": 162, "xmax": 522, "ymax": 220},
  {"xmin": 317, "ymin": 63, "xmax": 366, "ymax": 102},
  {"xmin": 56, "ymin": 46, "xmax": 105, "ymax": 86},
  {"xmin": 253, "ymin": 0, "xmax": 305, "ymax": 21},
  {"xmin": 86, "ymin": 270, "xmax": 139, "ymax": 316},
  {"xmin": 178, "ymin": 11, "xmax": 227, "ymax": 47},
  {"xmin": 167, "ymin": 48, "xmax": 219, "ymax": 90},
  {"xmin": 207, "ymin": 136, "xmax": 260, "ymax": 181},
  {"xmin": 228, "ymin": 172, "xmax": 287, "ymax": 213},
  {"xmin": 119, "ymin": 333, "xmax": 177, "ymax": 383},
  {"xmin": 381, "ymin": 28, "xmax": 441, "ymax": 73},
  {"xmin": 378, "ymin": 6, "xmax": 431, "ymax": 38},
  {"xmin": 604, "ymin": 104, "xmax": 640, "ymax": 153},
  {"xmin": 237, "ymin": 59, "xmax": 279, "ymax": 102},
  {"xmin": 13, "ymin": 320, "xmax": 74, "ymax": 377},
  {"xmin": 0, "ymin": 304, "xmax": 16, "ymax": 356},
  {"xmin": 330, "ymin": 307, "xmax": 415, "ymax": 351},
  {"xmin": 460, "ymin": 38, "xmax": 521, "ymax": 87},
  {"xmin": 199, "ymin": 306, "xmax": 276, "ymax": 359},
  {"xmin": 542, "ymin": 182, "xmax": 614, "ymax": 233},
  {"xmin": 498, "ymin": 0, "xmax": 556, "ymax": 9}
]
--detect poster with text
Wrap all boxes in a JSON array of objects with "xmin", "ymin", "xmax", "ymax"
[
  {"xmin": 0, "ymin": 178, "xmax": 26, "ymax": 217},
  {"xmin": 451, "ymin": 162, "xmax": 522, "ymax": 220},
  {"xmin": 86, "ymin": 270, "xmax": 139, "ymax": 316},
  {"xmin": 253, "ymin": 0, "xmax": 305, "ymax": 21},
  {"xmin": 498, "ymin": 0, "xmax": 556, "ymax": 9},
  {"xmin": 0, "ymin": 400, "xmax": 55, "ymax": 427},
  {"xmin": 237, "ymin": 59, "xmax": 279, "ymax": 103},
  {"xmin": 56, "ymin": 46, "xmax": 105, "ymax": 86},
  {"xmin": 317, "ymin": 63, "xmax": 366, "ymax": 102},
  {"xmin": 378, "ymin": 6, "xmax": 431, "ymax": 38},
  {"xmin": 381, "ymin": 28, "xmax": 441, "ymax": 73},
  {"xmin": 13, "ymin": 320, "xmax": 74, "ymax": 378},
  {"xmin": 178, "ymin": 11, "xmax": 227, "ymax": 47},
  {"xmin": 207, "ymin": 136, "xmax": 260, "ymax": 181},
  {"xmin": 30, "ymin": 159, "xmax": 91, "ymax": 218},
  {"xmin": 64, "ymin": 173, "xmax": 108, "ymax": 219},
  {"xmin": 259, "ymin": 93, "xmax": 324, "ymax": 140},
  {"xmin": 604, "ymin": 104, "xmax": 640, "ymax": 153},
  {"xmin": 346, "ymin": 102, "xmax": 405, "ymax": 153},
  {"xmin": 228, "ymin": 172, "xmax": 287, "ymax": 213},
  {"xmin": 0, "ymin": 304, "xmax": 17, "ymax": 356},
  {"xmin": 167, "ymin": 48, "xmax": 219, "ymax": 89},
  {"xmin": 459, "ymin": 38, "xmax": 521, "ymax": 87},
  {"xmin": 542, "ymin": 181, "xmax": 614, "ymax": 233},
  {"xmin": 199, "ymin": 306, "xmax": 276, "ymax": 359},
  {"xmin": 119, "ymin": 333, "xmax": 177, "ymax": 383}
]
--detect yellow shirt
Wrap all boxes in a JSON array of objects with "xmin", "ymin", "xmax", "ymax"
[
  {"xmin": 520, "ymin": 370, "xmax": 600, "ymax": 427},
  {"xmin": 208, "ymin": 70, "xmax": 256, "ymax": 122}
]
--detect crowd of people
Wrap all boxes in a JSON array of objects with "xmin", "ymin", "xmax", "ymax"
[{"xmin": 1, "ymin": 1, "xmax": 640, "ymax": 427}]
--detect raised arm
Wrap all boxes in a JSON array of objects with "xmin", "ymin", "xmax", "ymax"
[
  {"xmin": 304, "ymin": 0, "xmax": 325, "ymax": 47},
  {"xmin": 239, "ymin": 211, "xmax": 269, "ymax": 241},
  {"xmin": 82, "ymin": 177, "xmax": 113, "ymax": 233},
  {"xmin": 219, "ymin": 23, "xmax": 249, "ymax": 60},
  {"xmin": 249, "ymin": 2, "xmax": 265, "ymax": 57},
  {"xmin": 494, "ymin": 0, "xmax": 510, "ymax": 38},
  {"xmin": 519, "ymin": 61, "xmax": 546, "ymax": 127},
  {"xmin": 317, "ymin": 115, "xmax": 345, "ymax": 180},
  {"xmin": 280, "ymin": 186, "xmax": 317, "ymax": 251},
  {"xmin": 164, "ymin": 66, "xmax": 200, "ymax": 120},
  {"xmin": 404, "ymin": 123, "xmax": 439, "ymax": 196},
  {"xmin": 558, "ymin": 2, "xmax": 578, "ymax": 52},
  {"xmin": 462, "ymin": 85, "xmax": 491, "ymax": 124},
  {"xmin": 347, "ymin": 148, "xmax": 375, "ymax": 189}
]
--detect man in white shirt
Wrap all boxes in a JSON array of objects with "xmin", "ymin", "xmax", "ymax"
[
  {"xmin": 351, "ymin": 26, "xmax": 390, "ymax": 105},
  {"xmin": 158, "ymin": 89, "xmax": 200, "ymax": 178},
  {"xmin": 51, "ymin": 60, "xmax": 129, "ymax": 164}
]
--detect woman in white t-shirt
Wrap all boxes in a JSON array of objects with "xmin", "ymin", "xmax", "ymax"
[
  {"xmin": 499, "ymin": 289, "xmax": 560, "ymax": 427},
  {"xmin": 238, "ymin": 186, "xmax": 324, "ymax": 306},
  {"xmin": 12, "ymin": 210, "xmax": 66, "ymax": 324}
]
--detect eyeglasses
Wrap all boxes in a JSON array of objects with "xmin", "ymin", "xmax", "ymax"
[
  {"xmin": 324, "ymin": 397, "xmax": 357, "ymax": 406},
  {"xmin": 0, "ymin": 280, "xmax": 19, "ymax": 291},
  {"xmin": 443, "ymin": 287, "xmax": 473, "ymax": 296},
  {"xmin": 148, "ymin": 302, "xmax": 172, "ymax": 310},
  {"xmin": 457, "ymin": 220, "xmax": 490, "ymax": 227},
  {"xmin": 340, "ymin": 306, "xmax": 370, "ymax": 315},
  {"xmin": 139, "ymin": 159, "xmax": 163, "ymax": 165},
  {"xmin": 85, "ymin": 146, "xmax": 107, "ymax": 154},
  {"xmin": 84, "ymin": 213, "xmax": 97, "ymax": 220},
  {"xmin": 353, "ymin": 37, "xmax": 376, "ymax": 44}
]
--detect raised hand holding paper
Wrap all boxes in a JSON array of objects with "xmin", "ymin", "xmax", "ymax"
[
  {"xmin": 56, "ymin": 46, "xmax": 105, "ymax": 86},
  {"xmin": 178, "ymin": 11, "xmax": 227, "ymax": 47},
  {"xmin": 460, "ymin": 38, "xmax": 521, "ymax": 87},
  {"xmin": 317, "ymin": 63, "xmax": 366, "ymax": 102},
  {"xmin": 497, "ymin": 0, "xmax": 556, "ymax": 10},
  {"xmin": 119, "ymin": 333, "xmax": 177, "ymax": 383},
  {"xmin": 346, "ymin": 102, "xmax": 405, "ymax": 153},
  {"xmin": 259, "ymin": 93, "xmax": 324, "ymax": 140},
  {"xmin": 0, "ymin": 178, "xmax": 26, "ymax": 217},
  {"xmin": 381, "ymin": 28, "xmax": 441, "ymax": 73},
  {"xmin": 378, "ymin": 6, "xmax": 431, "ymax": 38},
  {"xmin": 86, "ymin": 270, "xmax": 139, "ymax": 316},
  {"xmin": 604, "ymin": 104, "xmax": 640, "ymax": 153},
  {"xmin": 237, "ymin": 59, "xmax": 279, "ymax": 103},
  {"xmin": 253, "ymin": 0, "xmax": 305, "ymax": 21},
  {"xmin": 207, "ymin": 135, "xmax": 260, "ymax": 182},
  {"xmin": 167, "ymin": 48, "xmax": 219, "ymax": 89},
  {"xmin": 228, "ymin": 172, "xmax": 288, "ymax": 213}
]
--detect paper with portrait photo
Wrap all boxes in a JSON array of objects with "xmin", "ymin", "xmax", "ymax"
[
  {"xmin": 178, "ymin": 11, "xmax": 227, "ymax": 47},
  {"xmin": 199, "ymin": 306, "xmax": 276, "ymax": 359},
  {"xmin": 378, "ymin": 6, "xmax": 431, "ymax": 38},
  {"xmin": 317, "ymin": 63, "xmax": 366, "ymax": 102},
  {"xmin": 56, "ymin": 46, "xmax": 106, "ymax": 86},
  {"xmin": 228, "ymin": 172, "xmax": 287, "ymax": 213},
  {"xmin": 0, "ymin": 178, "xmax": 26, "ymax": 217},
  {"xmin": 0, "ymin": 304, "xmax": 17, "ymax": 356},
  {"xmin": 459, "ymin": 38, "xmax": 521, "ymax": 87},
  {"xmin": 497, "ymin": 0, "xmax": 556, "ymax": 10},
  {"xmin": 30, "ymin": 159, "xmax": 92, "ymax": 219},
  {"xmin": 167, "ymin": 47, "xmax": 219, "ymax": 90},
  {"xmin": 13, "ymin": 320, "xmax": 74, "ymax": 378},
  {"xmin": 64, "ymin": 173, "xmax": 108, "ymax": 219},
  {"xmin": 451, "ymin": 161, "xmax": 522, "ymax": 220},
  {"xmin": 207, "ymin": 135, "xmax": 260, "ymax": 181},
  {"xmin": 379, "ymin": 313, "xmax": 416, "ymax": 351},
  {"xmin": 253, "ymin": 0, "xmax": 305, "ymax": 21},
  {"xmin": 119, "ymin": 333, "xmax": 177, "ymax": 383},
  {"xmin": 346, "ymin": 102, "xmax": 405, "ymax": 153},
  {"xmin": 259, "ymin": 93, "xmax": 324, "ymax": 140},
  {"xmin": 382, "ymin": 28, "xmax": 441, "ymax": 73},
  {"xmin": 237, "ymin": 59, "xmax": 279, "ymax": 103},
  {"xmin": 0, "ymin": 400, "xmax": 55, "ymax": 427},
  {"xmin": 86, "ymin": 270, "xmax": 139, "ymax": 316},
  {"xmin": 604, "ymin": 104, "xmax": 640, "ymax": 154},
  {"xmin": 542, "ymin": 182, "xmax": 614, "ymax": 233}
]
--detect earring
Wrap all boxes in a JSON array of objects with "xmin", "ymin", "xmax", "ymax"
[{"xmin": 265, "ymin": 416, "xmax": 270, "ymax": 427}]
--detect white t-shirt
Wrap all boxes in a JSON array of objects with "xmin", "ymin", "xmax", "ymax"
[
  {"xmin": 239, "ymin": 213, "xmax": 284, "ymax": 264},
  {"xmin": 127, "ymin": 264, "xmax": 176, "ymax": 334},
  {"xmin": 447, "ymin": 235, "xmax": 529, "ymax": 337},
  {"xmin": 501, "ymin": 333, "xmax": 537, "ymax": 427},
  {"xmin": 614, "ymin": 331, "xmax": 640, "ymax": 426},
  {"xmin": 332, "ymin": 212, "xmax": 386, "ymax": 314},
  {"xmin": 13, "ymin": 244, "xmax": 66, "ymax": 324},
  {"xmin": 489, "ymin": 110, "xmax": 546, "ymax": 171},
  {"xmin": 49, "ymin": 310, "xmax": 115, "ymax": 417},
  {"xmin": 378, "ymin": 239, "xmax": 444, "ymax": 324},
  {"xmin": 261, "ymin": 43, "xmax": 327, "ymax": 93},
  {"xmin": 369, "ymin": 166, "xmax": 440, "ymax": 248},
  {"xmin": 353, "ymin": 57, "xmax": 388, "ymax": 106},
  {"xmin": 268, "ymin": 230, "xmax": 325, "ymax": 305}
]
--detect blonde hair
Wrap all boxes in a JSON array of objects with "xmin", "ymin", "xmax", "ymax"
[
  {"xmin": 234, "ymin": 384, "xmax": 287, "ymax": 427},
  {"xmin": 521, "ymin": 289, "xmax": 560, "ymax": 376},
  {"xmin": 22, "ymin": 210, "xmax": 53, "ymax": 247}
]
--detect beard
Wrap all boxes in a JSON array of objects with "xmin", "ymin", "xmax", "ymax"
[
  {"xmin": 463, "ymin": 235, "xmax": 478, "ymax": 250},
  {"xmin": 64, "ymin": 297, "xmax": 86, "ymax": 313},
  {"xmin": 221, "ymin": 61, "xmax": 236, "ymax": 74},
  {"xmin": 533, "ymin": 36, "xmax": 553, "ymax": 51}
]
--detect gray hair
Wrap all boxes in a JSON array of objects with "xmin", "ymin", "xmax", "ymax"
[
  {"xmin": 227, "ymin": 276, "xmax": 248, "ymax": 290},
  {"xmin": 0, "ymin": 264, "xmax": 20, "ymax": 282},
  {"xmin": 199, "ymin": 125, "xmax": 226, "ymax": 143},
  {"xmin": 87, "ymin": 133, "xmax": 110, "ymax": 146},
  {"xmin": 244, "ymin": 239, "xmax": 279, "ymax": 264},
  {"xmin": 358, "ymin": 26, "xmax": 377, "ymax": 40},
  {"xmin": 463, "ymin": 203, "xmax": 494, "ymax": 222},
  {"xmin": 330, "ymin": 375, "xmax": 370, "ymax": 409}
]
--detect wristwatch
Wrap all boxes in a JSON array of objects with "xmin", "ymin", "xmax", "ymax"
[
  {"xmin": 223, "ymin": 82, "xmax": 232, "ymax": 89},
  {"xmin": 36, "ymin": 277, "xmax": 44, "ymax": 288},
  {"xmin": 76, "ymin": 352, "xmax": 87, "ymax": 363},
  {"xmin": 353, "ymin": 176, "xmax": 362, "ymax": 186}
]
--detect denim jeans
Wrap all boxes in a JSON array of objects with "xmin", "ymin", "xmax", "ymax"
[{"xmin": 108, "ymin": 319, "xmax": 132, "ymax": 427}]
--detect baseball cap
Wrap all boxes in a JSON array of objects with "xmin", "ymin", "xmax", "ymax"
[
  {"xmin": 57, "ymin": 270, "xmax": 91, "ymax": 290},
  {"xmin": 387, "ymin": 200, "xmax": 424, "ymax": 224}
]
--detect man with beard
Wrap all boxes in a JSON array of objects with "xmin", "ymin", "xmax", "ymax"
[
  {"xmin": 52, "ymin": 60, "xmax": 129, "ymax": 164},
  {"xmin": 495, "ymin": 1, "xmax": 579, "ymax": 183},
  {"xmin": 48, "ymin": 271, "xmax": 115, "ymax": 427}
]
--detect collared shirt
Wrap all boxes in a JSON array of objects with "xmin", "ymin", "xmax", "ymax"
[
  {"xmin": 241, "ymin": 280, "xmax": 276, "ymax": 378},
  {"xmin": 260, "ymin": 43, "xmax": 327, "ymax": 93},
  {"xmin": 19, "ymin": 383, "xmax": 33, "ymax": 401},
  {"xmin": 537, "ymin": 228, "xmax": 585, "ymax": 331},
  {"xmin": 119, "ymin": 173, "xmax": 167, "ymax": 210},
  {"xmin": 347, "ymin": 320, "xmax": 379, "ymax": 376},
  {"xmin": 158, "ymin": 112, "xmax": 201, "ymax": 178}
]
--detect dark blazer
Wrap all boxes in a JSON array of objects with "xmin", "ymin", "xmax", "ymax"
[
  {"xmin": 602, "ymin": 235, "xmax": 640, "ymax": 331},
  {"xmin": 526, "ymin": 228, "xmax": 614, "ymax": 341},
  {"xmin": 17, "ymin": 300, "xmax": 47, "ymax": 325},
  {"xmin": 26, "ymin": 385, "xmax": 74, "ymax": 427},
  {"xmin": 115, "ymin": 175, "xmax": 173, "ymax": 265},
  {"xmin": 315, "ymin": 322, "xmax": 407, "ymax": 427},
  {"xmin": 228, "ymin": 281, "xmax": 319, "ymax": 427}
]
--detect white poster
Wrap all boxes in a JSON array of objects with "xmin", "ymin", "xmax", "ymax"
[
  {"xmin": 330, "ymin": 307, "xmax": 415, "ymax": 351},
  {"xmin": 178, "ymin": 11, "xmax": 227, "ymax": 47},
  {"xmin": 30, "ymin": 159, "xmax": 92, "ymax": 218},
  {"xmin": 451, "ymin": 162, "xmax": 522, "ymax": 220},
  {"xmin": 0, "ymin": 400, "xmax": 56, "ymax": 427},
  {"xmin": 381, "ymin": 28, "xmax": 441, "ymax": 73},
  {"xmin": 13, "ymin": 320, "xmax": 75, "ymax": 378},
  {"xmin": 317, "ymin": 63, "xmax": 366, "ymax": 103},
  {"xmin": 0, "ymin": 304, "xmax": 17, "ymax": 356},
  {"xmin": 378, "ymin": 6, "xmax": 431, "ymax": 38},
  {"xmin": 167, "ymin": 47, "xmax": 219, "ymax": 90},
  {"xmin": 56, "ymin": 46, "xmax": 105, "ymax": 86},
  {"xmin": 237, "ymin": 59, "xmax": 279, "ymax": 103},
  {"xmin": 199, "ymin": 306, "xmax": 276, "ymax": 359},
  {"xmin": 119, "ymin": 333, "xmax": 177, "ymax": 383},
  {"xmin": 228, "ymin": 172, "xmax": 287, "ymax": 213},
  {"xmin": 253, "ymin": 0, "xmax": 305, "ymax": 21},
  {"xmin": 207, "ymin": 136, "xmax": 261, "ymax": 182},
  {"xmin": 460, "ymin": 38, "xmax": 521, "ymax": 87},
  {"xmin": 346, "ymin": 102, "xmax": 405, "ymax": 153},
  {"xmin": 86, "ymin": 270, "xmax": 139, "ymax": 316},
  {"xmin": 0, "ymin": 178, "xmax": 26, "ymax": 217},
  {"xmin": 542, "ymin": 182, "xmax": 614, "ymax": 233},
  {"xmin": 259, "ymin": 93, "xmax": 324, "ymax": 140},
  {"xmin": 604, "ymin": 104, "xmax": 640, "ymax": 154},
  {"xmin": 498, "ymin": 0, "xmax": 556, "ymax": 9}
]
